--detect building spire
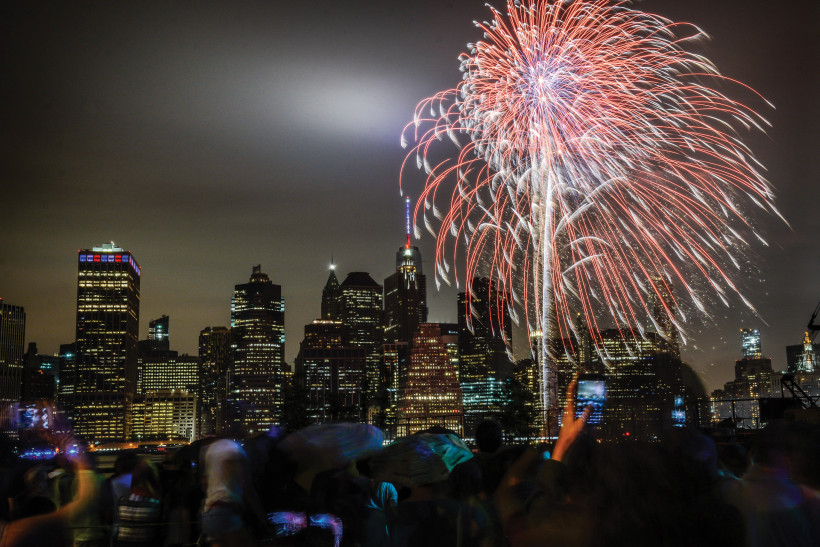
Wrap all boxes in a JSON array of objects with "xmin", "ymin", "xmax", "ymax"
[
  {"xmin": 322, "ymin": 262, "xmax": 341, "ymax": 321},
  {"xmin": 405, "ymin": 195, "xmax": 412, "ymax": 249},
  {"xmin": 798, "ymin": 331, "xmax": 816, "ymax": 373}
]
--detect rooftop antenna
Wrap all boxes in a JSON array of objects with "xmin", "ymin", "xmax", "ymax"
[{"xmin": 405, "ymin": 195, "xmax": 412, "ymax": 249}]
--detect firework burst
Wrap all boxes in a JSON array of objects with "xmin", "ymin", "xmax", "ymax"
[{"xmin": 400, "ymin": 0, "xmax": 782, "ymax": 411}]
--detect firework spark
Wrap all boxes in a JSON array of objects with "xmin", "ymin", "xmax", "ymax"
[{"xmin": 400, "ymin": 0, "xmax": 782, "ymax": 411}]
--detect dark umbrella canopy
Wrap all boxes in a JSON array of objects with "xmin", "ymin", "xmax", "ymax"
[
  {"xmin": 369, "ymin": 433, "xmax": 474, "ymax": 488},
  {"xmin": 280, "ymin": 422, "xmax": 384, "ymax": 473}
]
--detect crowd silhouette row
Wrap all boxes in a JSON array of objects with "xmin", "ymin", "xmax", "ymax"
[{"xmin": 1, "ymin": 382, "xmax": 819, "ymax": 547}]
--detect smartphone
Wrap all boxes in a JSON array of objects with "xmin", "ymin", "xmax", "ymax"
[{"xmin": 576, "ymin": 374, "xmax": 606, "ymax": 425}]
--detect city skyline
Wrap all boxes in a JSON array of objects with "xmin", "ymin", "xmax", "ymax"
[{"xmin": 3, "ymin": 0, "xmax": 819, "ymax": 392}]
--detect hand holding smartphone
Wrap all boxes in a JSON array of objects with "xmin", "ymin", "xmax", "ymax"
[{"xmin": 575, "ymin": 374, "xmax": 606, "ymax": 425}]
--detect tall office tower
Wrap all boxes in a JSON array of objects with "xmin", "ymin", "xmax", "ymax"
[
  {"xmin": 295, "ymin": 320, "xmax": 366, "ymax": 423},
  {"xmin": 339, "ymin": 272, "xmax": 383, "ymax": 410},
  {"xmin": 458, "ymin": 278, "xmax": 513, "ymax": 436},
  {"xmin": 321, "ymin": 266, "xmax": 342, "ymax": 321},
  {"xmin": 57, "ymin": 343, "xmax": 76, "ymax": 407},
  {"xmin": 21, "ymin": 343, "xmax": 56, "ymax": 403},
  {"xmin": 734, "ymin": 328, "xmax": 772, "ymax": 379},
  {"xmin": 384, "ymin": 197, "xmax": 428, "ymax": 345},
  {"xmin": 199, "ymin": 326, "xmax": 231, "ymax": 436},
  {"xmin": 646, "ymin": 275, "xmax": 681, "ymax": 357},
  {"xmin": 382, "ymin": 341, "xmax": 410, "ymax": 440},
  {"xmin": 148, "ymin": 315, "xmax": 170, "ymax": 352},
  {"xmin": 740, "ymin": 328, "xmax": 762, "ymax": 359},
  {"xmin": 399, "ymin": 323, "xmax": 463, "ymax": 436},
  {"xmin": 0, "ymin": 298, "xmax": 26, "ymax": 404},
  {"xmin": 229, "ymin": 265, "xmax": 287, "ymax": 436},
  {"xmin": 796, "ymin": 332, "xmax": 816, "ymax": 373},
  {"xmin": 71, "ymin": 243, "xmax": 140, "ymax": 441}
]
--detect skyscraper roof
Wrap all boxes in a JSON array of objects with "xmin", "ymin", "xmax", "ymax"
[{"xmin": 341, "ymin": 271, "xmax": 381, "ymax": 289}]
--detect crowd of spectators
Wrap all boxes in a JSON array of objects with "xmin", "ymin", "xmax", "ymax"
[{"xmin": 1, "ymin": 381, "xmax": 819, "ymax": 546}]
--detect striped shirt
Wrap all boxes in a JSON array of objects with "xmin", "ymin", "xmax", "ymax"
[{"xmin": 115, "ymin": 493, "xmax": 162, "ymax": 545}]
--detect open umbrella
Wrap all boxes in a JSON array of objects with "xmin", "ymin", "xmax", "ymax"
[
  {"xmin": 369, "ymin": 433, "xmax": 473, "ymax": 488},
  {"xmin": 279, "ymin": 422, "xmax": 384, "ymax": 472}
]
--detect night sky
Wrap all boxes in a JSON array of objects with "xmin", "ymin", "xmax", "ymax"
[{"xmin": 2, "ymin": 0, "xmax": 818, "ymax": 391}]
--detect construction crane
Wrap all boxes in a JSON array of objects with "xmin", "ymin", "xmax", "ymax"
[{"xmin": 808, "ymin": 301, "xmax": 820, "ymax": 343}]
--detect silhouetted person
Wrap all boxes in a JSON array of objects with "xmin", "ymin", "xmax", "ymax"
[{"xmin": 114, "ymin": 459, "xmax": 163, "ymax": 546}]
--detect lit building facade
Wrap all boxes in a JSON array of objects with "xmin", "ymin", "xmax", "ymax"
[
  {"xmin": 399, "ymin": 323, "xmax": 463, "ymax": 436},
  {"xmin": 382, "ymin": 341, "xmax": 410, "ymax": 440},
  {"xmin": 69, "ymin": 243, "xmax": 140, "ymax": 442},
  {"xmin": 339, "ymin": 272, "xmax": 383, "ymax": 409},
  {"xmin": 295, "ymin": 320, "xmax": 366, "ymax": 423},
  {"xmin": 132, "ymin": 390, "xmax": 197, "ymax": 442},
  {"xmin": 199, "ymin": 326, "xmax": 231, "ymax": 437},
  {"xmin": 740, "ymin": 328, "xmax": 762, "ymax": 359},
  {"xmin": 458, "ymin": 278, "xmax": 512, "ymax": 437},
  {"xmin": 229, "ymin": 265, "xmax": 287, "ymax": 436},
  {"xmin": 0, "ymin": 298, "xmax": 26, "ymax": 404},
  {"xmin": 138, "ymin": 354, "xmax": 199, "ymax": 394},
  {"xmin": 57, "ymin": 343, "xmax": 76, "ymax": 407}
]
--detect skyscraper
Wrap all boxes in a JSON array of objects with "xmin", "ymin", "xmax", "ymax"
[
  {"xmin": 458, "ymin": 278, "xmax": 513, "ymax": 436},
  {"xmin": 796, "ymin": 331, "xmax": 816, "ymax": 373},
  {"xmin": 148, "ymin": 315, "xmax": 170, "ymax": 352},
  {"xmin": 786, "ymin": 337, "xmax": 820, "ymax": 373},
  {"xmin": 70, "ymin": 243, "xmax": 140, "ymax": 441},
  {"xmin": 229, "ymin": 265, "xmax": 287, "ymax": 436},
  {"xmin": 57, "ymin": 342, "xmax": 76, "ymax": 407},
  {"xmin": 381, "ymin": 341, "xmax": 410, "ymax": 439},
  {"xmin": 740, "ymin": 328, "xmax": 762, "ymax": 359},
  {"xmin": 21, "ymin": 342, "xmax": 56, "ymax": 403},
  {"xmin": 199, "ymin": 326, "xmax": 231, "ymax": 436},
  {"xmin": 339, "ymin": 271, "xmax": 383, "ymax": 412},
  {"xmin": 0, "ymin": 298, "xmax": 26, "ymax": 404},
  {"xmin": 384, "ymin": 196, "xmax": 428, "ymax": 345},
  {"xmin": 399, "ymin": 323, "xmax": 463, "ymax": 436},
  {"xmin": 321, "ymin": 266, "xmax": 342, "ymax": 321},
  {"xmin": 295, "ymin": 319, "xmax": 366, "ymax": 423}
]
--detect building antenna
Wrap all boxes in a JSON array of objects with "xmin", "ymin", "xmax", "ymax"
[{"xmin": 405, "ymin": 196, "xmax": 412, "ymax": 249}]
